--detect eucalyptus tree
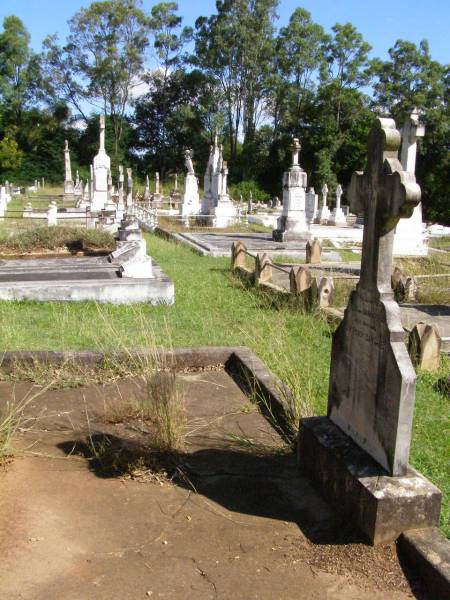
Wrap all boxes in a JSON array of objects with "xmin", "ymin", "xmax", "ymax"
[
  {"xmin": 271, "ymin": 8, "xmax": 328, "ymax": 134},
  {"xmin": 42, "ymin": 0, "xmax": 151, "ymax": 159},
  {"xmin": 370, "ymin": 39, "xmax": 445, "ymax": 119},
  {"xmin": 322, "ymin": 22, "xmax": 372, "ymax": 127},
  {"xmin": 138, "ymin": 2, "xmax": 193, "ymax": 174},
  {"xmin": 194, "ymin": 0, "xmax": 279, "ymax": 165},
  {"xmin": 371, "ymin": 40, "xmax": 449, "ymax": 222},
  {"xmin": 0, "ymin": 16, "xmax": 40, "ymax": 130}
]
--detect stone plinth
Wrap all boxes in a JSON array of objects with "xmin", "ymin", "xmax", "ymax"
[
  {"xmin": 393, "ymin": 204, "xmax": 428, "ymax": 256},
  {"xmin": 298, "ymin": 416, "xmax": 442, "ymax": 544}
]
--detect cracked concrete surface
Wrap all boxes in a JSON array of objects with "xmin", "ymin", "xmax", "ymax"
[{"xmin": 0, "ymin": 371, "xmax": 418, "ymax": 599}]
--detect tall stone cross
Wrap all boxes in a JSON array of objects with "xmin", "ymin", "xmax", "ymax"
[
  {"xmin": 64, "ymin": 140, "xmax": 72, "ymax": 182},
  {"xmin": 328, "ymin": 117, "xmax": 421, "ymax": 476},
  {"xmin": 347, "ymin": 117, "xmax": 421, "ymax": 296},
  {"xmin": 291, "ymin": 138, "xmax": 301, "ymax": 166},
  {"xmin": 99, "ymin": 114, "xmax": 106, "ymax": 152},
  {"xmin": 321, "ymin": 183, "xmax": 328, "ymax": 207},
  {"xmin": 400, "ymin": 108, "xmax": 425, "ymax": 174},
  {"xmin": 336, "ymin": 184, "xmax": 343, "ymax": 209}
]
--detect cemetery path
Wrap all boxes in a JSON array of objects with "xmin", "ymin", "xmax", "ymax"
[{"xmin": 0, "ymin": 371, "xmax": 418, "ymax": 599}]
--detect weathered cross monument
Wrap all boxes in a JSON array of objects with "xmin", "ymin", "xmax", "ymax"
[
  {"xmin": 298, "ymin": 118, "xmax": 441, "ymax": 544},
  {"xmin": 201, "ymin": 134, "xmax": 237, "ymax": 227}
]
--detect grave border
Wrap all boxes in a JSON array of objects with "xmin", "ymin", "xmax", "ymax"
[{"xmin": 0, "ymin": 345, "xmax": 448, "ymax": 597}]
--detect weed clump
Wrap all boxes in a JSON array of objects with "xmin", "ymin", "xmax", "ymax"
[
  {"xmin": 145, "ymin": 370, "xmax": 185, "ymax": 451},
  {"xmin": 0, "ymin": 226, "xmax": 115, "ymax": 255}
]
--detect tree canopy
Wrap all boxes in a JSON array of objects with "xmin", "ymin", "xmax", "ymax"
[{"xmin": 0, "ymin": 1, "xmax": 448, "ymax": 222}]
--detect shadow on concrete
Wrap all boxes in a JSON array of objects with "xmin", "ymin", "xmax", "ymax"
[
  {"xmin": 56, "ymin": 432, "xmax": 427, "ymax": 597},
  {"xmin": 57, "ymin": 433, "xmax": 368, "ymax": 546},
  {"xmin": 406, "ymin": 304, "xmax": 450, "ymax": 316}
]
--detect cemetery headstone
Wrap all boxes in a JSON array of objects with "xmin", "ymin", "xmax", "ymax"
[
  {"xmin": 0, "ymin": 186, "xmax": 6, "ymax": 217},
  {"xmin": 328, "ymin": 117, "xmax": 421, "ymax": 476},
  {"xmin": 144, "ymin": 175, "xmax": 150, "ymax": 201},
  {"xmin": 231, "ymin": 241, "xmax": 247, "ymax": 270},
  {"xmin": 305, "ymin": 187, "xmax": 318, "ymax": 223},
  {"xmin": 289, "ymin": 266, "xmax": 317, "ymax": 309},
  {"xmin": 64, "ymin": 140, "xmax": 74, "ymax": 197},
  {"xmin": 319, "ymin": 183, "xmax": 331, "ymax": 224},
  {"xmin": 200, "ymin": 135, "xmax": 237, "ymax": 227},
  {"xmin": 393, "ymin": 109, "xmax": 428, "ymax": 257},
  {"xmin": 126, "ymin": 168, "xmax": 133, "ymax": 208},
  {"xmin": 272, "ymin": 138, "xmax": 312, "ymax": 241},
  {"xmin": 404, "ymin": 276, "xmax": 418, "ymax": 302},
  {"xmin": 391, "ymin": 266, "xmax": 406, "ymax": 302},
  {"xmin": 317, "ymin": 276, "xmax": 334, "ymax": 307},
  {"xmin": 74, "ymin": 170, "xmax": 82, "ymax": 197},
  {"xmin": 91, "ymin": 115, "xmax": 111, "ymax": 211},
  {"xmin": 180, "ymin": 150, "xmax": 200, "ymax": 217},
  {"xmin": 247, "ymin": 192, "xmax": 253, "ymax": 214},
  {"xmin": 47, "ymin": 201, "xmax": 58, "ymax": 226},
  {"xmin": 255, "ymin": 252, "xmax": 272, "ymax": 284},
  {"xmin": 298, "ymin": 117, "xmax": 442, "ymax": 545},
  {"xmin": 118, "ymin": 165, "xmax": 125, "ymax": 215},
  {"xmin": 331, "ymin": 184, "xmax": 347, "ymax": 226}
]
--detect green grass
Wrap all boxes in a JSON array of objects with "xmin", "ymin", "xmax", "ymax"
[
  {"xmin": 6, "ymin": 192, "xmax": 74, "ymax": 214},
  {"xmin": 0, "ymin": 231, "xmax": 447, "ymax": 535}
]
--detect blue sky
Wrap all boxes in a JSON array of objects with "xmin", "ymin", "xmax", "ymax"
[{"xmin": 0, "ymin": 0, "xmax": 448, "ymax": 64}]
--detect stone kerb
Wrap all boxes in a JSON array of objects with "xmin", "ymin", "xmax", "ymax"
[
  {"xmin": 408, "ymin": 322, "xmax": 441, "ymax": 372},
  {"xmin": 306, "ymin": 239, "xmax": 322, "ymax": 264},
  {"xmin": 289, "ymin": 265, "xmax": 318, "ymax": 310},
  {"xmin": 254, "ymin": 252, "xmax": 273, "ymax": 285},
  {"xmin": 231, "ymin": 241, "xmax": 247, "ymax": 270}
]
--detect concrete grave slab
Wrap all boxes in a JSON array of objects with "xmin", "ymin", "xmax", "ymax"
[
  {"xmin": 0, "ymin": 254, "xmax": 174, "ymax": 305},
  {"xmin": 0, "ymin": 347, "xmax": 444, "ymax": 599},
  {"xmin": 170, "ymin": 230, "xmax": 342, "ymax": 260}
]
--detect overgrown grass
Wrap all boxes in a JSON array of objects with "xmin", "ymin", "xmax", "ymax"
[
  {"xmin": 158, "ymin": 216, "xmax": 271, "ymax": 234},
  {"xmin": 0, "ymin": 226, "xmax": 115, "ymax": 255},
  {"xmin": 0, "ymin": 233, "xmax": 447, "ymax": 534},
  {"xmin": 429, "ymin": 236, "xmax": 450, "ymax": 250},
  {"xmin": 0, "ymin": 386, "xmax": 45, "ymax": 464}
]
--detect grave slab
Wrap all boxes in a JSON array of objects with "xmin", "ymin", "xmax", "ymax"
[
  {"xmin": 172, "ymin": 231, "xmax": 342, "ymax": 260},
  {"xmin": 0, "ymin": 254, "xmax": 174, "ymax": 304},
  {"xmin": 0, "ymin": 364, "xmax": 418, "ymax": 599}
]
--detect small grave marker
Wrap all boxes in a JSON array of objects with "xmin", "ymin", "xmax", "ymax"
[{"xmin": 408, "ymin": 322, "xmax": 441, "ymax": 372}]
